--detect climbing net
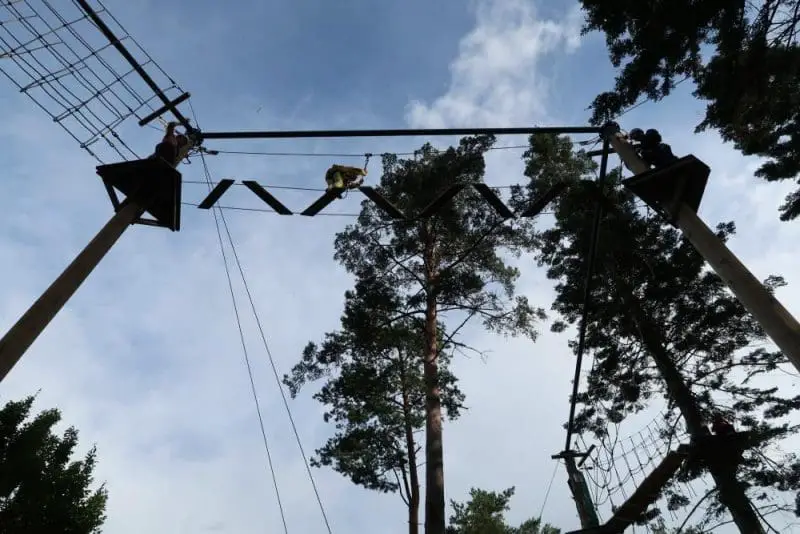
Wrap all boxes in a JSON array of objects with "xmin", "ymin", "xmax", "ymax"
[
  {"xmin": 577, "ymin": 414, "xmax": 699, "ymax": 532},
  {"xmin": 0, "ymin": 0, "xmax": 185, "ymax": 162},
  {"xmin": 574, "ymin": 411, "xmax": 799, "ymax": 533}
]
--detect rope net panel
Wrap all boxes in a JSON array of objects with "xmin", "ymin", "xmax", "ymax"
[
  {"xmin": 576, "ymin": 413, "xmax": 797, "ymax": 533},
  {"xmin": 0, "ymin": 0, "xmax": 184, "ymax": 163},
  {"xmin": 578, "ymin": 416, "xmax": 699, "ymax": 532}
]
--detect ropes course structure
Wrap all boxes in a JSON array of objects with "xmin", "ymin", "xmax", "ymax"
[
  {"xmin": 568, "ymin": 412, "xmax": 797, "ymax": 533},
  {"xmin": 0, "ymin": 0, "xmax": 188, "ymax": 162},
  {"xmin": 2, "ymin": 2, "xmax": 800, "ymax": 534},
  {"xmin": 576, "ymin": 417, "xmax": 699, "ymax": 532}
]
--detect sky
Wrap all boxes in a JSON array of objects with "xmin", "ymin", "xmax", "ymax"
[{"xmin": 0, "ymin": 0, "xmax": 799, "ymax": 533}]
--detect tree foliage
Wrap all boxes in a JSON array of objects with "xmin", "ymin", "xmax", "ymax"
[
  {"xmin": 511, "ymin": 133, "xmax": 800, "ymax": 527},
  {"xmin": 446, "ymin": 486, "xmax": 560, "ymax": 534},
  {"xmin": 286, "ymin": 136, "xmax": 546, "ymax": 534},
  {"xmin": 581, "ymin": 0, "xmax": 800, "ymax": 220},
  {"xmin": 283, "ymin": 277, "xmax": 465, "ymax": 532},
  {"xmin": 0, "ymin": 396, "xmax": 108, "ymax": 534}
]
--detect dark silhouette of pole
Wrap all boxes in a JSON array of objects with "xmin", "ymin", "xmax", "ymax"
[
  {"xmin": 0, "ymin": 198, "xmax": 145, "ymax": 382},
  {"xmin": 553, "ymin": 451, "xmax": 601, "ymax": 529}
]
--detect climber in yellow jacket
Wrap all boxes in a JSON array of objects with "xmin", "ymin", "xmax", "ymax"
[{"xmin": 325, "ymin": 164, "xmax": 367, "ymax": 198}]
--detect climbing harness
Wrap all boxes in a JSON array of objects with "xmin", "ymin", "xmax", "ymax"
[{"xmin": 324, "ymin": 152, "xmax": 371, "ymax": 198}]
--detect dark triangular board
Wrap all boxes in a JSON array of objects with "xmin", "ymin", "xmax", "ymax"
[
  {"xmin": 198, "ymin": 179, "xmax": 235, "ymax": 209},
  {"xmin": 96, "ymin": 157, "xmax": 182, "ymax": 231},
  {"xmin": 242, "ymin": 181, "xmax": 293, "ymax": 215},
  {"xmin": 419, "ymin": 184, "xmax": 465, "ymax": 218},
  {"xmin": 471, "ymin": 183, "xmax": 514, "ymax": 219},
  {"xmin": 359, "ymin": 186, "xmax": 406, "ymax": 220},
  {"xmin": 519, "ymin": 181, "xmax": 568, "ymax": 218},
  {"xmin": 622, "ymin": 155, "xmax": 710, "ymax": 217},
  {"xmin": 301, "ymin": 189, "xmax": 340, "ymax": 216},
  {"xmin": 564, "ymin": 526, "xmax": 614, "ymax": 534}
]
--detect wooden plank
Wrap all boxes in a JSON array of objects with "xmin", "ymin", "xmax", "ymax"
[
  {"xmin": 359, "ymin": 187, "xmax": 406, "ymax": 219},
  {"xmin": 242, "ymin": 180, "xmax": 293, "ymax": 215},
  {"xmin": 519, "ymin": 182, "xmax": 567, "ymax": 217},
  {"xmin": 301, "ymin": 190, "xmax": 340, "ymax": 216},
  {"xmin": 197, "ymin": 179, "xmax": 234, "ymax": 209},
  {"xmin": 472, "ymin": 183, "xmax": 514, "ymax": 219},
  {"xmin": 419, "ymin": 184, "xmax": 465, "ymax": 218}
]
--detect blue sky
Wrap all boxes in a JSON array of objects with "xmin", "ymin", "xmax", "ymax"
[{"xmin": 1, "ymin": 0, "xmax": 799, "ymax": 533}]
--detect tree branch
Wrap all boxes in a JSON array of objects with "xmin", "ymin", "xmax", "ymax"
[
  {"xmin": 366, "ymin": 232, "xmax": 427, "ymax": 288},
  {"xmin": 440, "ymin": 218, "xmax": 508, "ymax": 274},
  {"xmin": 676, "ymin": 488, "xmax": 717, "ymax": 533},
  {"xmin": 439, "ymin": 309, "xmax": 480, "ymax": 355},
  {"xmin": 395, "ymin": 468, "xmax": 410, "ymax": 507}
]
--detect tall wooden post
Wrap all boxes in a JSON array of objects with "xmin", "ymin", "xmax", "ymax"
[
  {"xmin": 601, "ymin": 122, "xmax": 768, "ymax": 533},
  {"xmin": 0, "ymin": 157, "xmax": 182, "ymax": 383},
  {"xmin": 601, "ymin": 122, "xmax": 800, "ymax": 375},
  {"xmin": 0, "ymin": 199, "xmax": 144, "ymax": 381},
  {"xmin": 554, "ymin": 450, "xmax": 601, "ymax": 529}
]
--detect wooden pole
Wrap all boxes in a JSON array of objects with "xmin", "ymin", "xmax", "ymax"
[
  {"xmin": 0, "ymin": 199, "xmax": 145, "ymax": 382},
  {"xmin": 604, "ymin": 125, "xmax": 800, "ymax": 375}
]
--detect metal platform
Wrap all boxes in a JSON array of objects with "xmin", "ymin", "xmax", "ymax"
[
  {"xmin": 97, "ymin": 157, "xmax": 182, "ymax": 231},
  {"xmin": 621, "ymin": 155, "xmax": 710, "ymax": 220}
]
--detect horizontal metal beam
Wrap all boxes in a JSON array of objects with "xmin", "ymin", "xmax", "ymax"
[{"xmin": 201, "ymin": 126, "xmax": 603, "ymax": 140}]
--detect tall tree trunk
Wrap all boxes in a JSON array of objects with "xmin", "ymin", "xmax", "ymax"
[
  {"xmin": 402, "ymin": 361, "xmax": 421, "ymax": 534},
  {"xmin": 423, "ymin": 226, "xmax": 445, "ymax": 534},
  {"xmin": 628, "ymin": 297, "xmax": 766, "ymax": 534}
]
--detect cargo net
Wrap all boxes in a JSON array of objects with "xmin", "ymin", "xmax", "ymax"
[
  {"xmin": 0, "ymin": 0, "xmax": 185, "ymax": 162},
  {"xmin": 575, "ymin": 413, "xmax": 796, "ymax": 532}
]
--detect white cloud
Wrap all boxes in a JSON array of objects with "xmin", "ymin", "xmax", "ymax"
[{"xmin": 405, "ymin": 0, "xmax": 582, "ymax": 128}]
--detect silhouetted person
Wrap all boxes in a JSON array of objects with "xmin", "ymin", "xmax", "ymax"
[
  {"xmin": 628, "ymin": 128, "xmax": 678, "ymax": 169},
  {"xmin": 153, "ymin": 121, "xmax": 190, "ymax": 167}
]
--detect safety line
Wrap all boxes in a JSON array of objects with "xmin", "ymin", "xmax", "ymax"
[
  {"xmin": 538, "ymin": 459, "xmax": 561, "ymax": 521},
  {"xmin": 189, "ymin": 97, "xmax": 291, "ymax": 533},
  {"xmin": 199, "ymin": 152, "xmax": 290, "ymax": 534},
  {"xmin": 192, "ymin": 99, "xmax": 333, "ymax": 533},
  {"xmin": 204, "ymin": 136, "xmax": 600, "ymax": 159},
  {"xmin": 207, "ymin": 163, "xmax": 336, "ymax": 534}
]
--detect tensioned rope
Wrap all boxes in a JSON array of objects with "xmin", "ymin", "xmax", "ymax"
[
  {"xmin": 191, "ymin": 100, "xmax": 334, "ymax": 534},
  {"xmin": 197, "ymin": 145, "xmax": 290, "ymax": 533}
]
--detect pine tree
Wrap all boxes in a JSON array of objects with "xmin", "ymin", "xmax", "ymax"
[
  {"xmin": 446, "ymin": 486, "xmax": 560, "ymax": 534},
  {"xmin": 0, "ymin": 396, "xmax": 108, "ymax": 534},
  {"xmin": 286, "ymin": 136, "xmax": 546, "ymax": 534},
  {"xmin": 284, "ymin": 276, "xmax": 465, "ymax": 534},
  {"xmin": 580, "ymin": 0, "xmax": 800, "ymax": 220},
  {"xmin": 510, "ymin": 133, "xmax": 800, "ymax": 530}
]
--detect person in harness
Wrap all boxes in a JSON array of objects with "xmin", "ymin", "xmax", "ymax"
[
  {"xmin": 324, "ymin": 155, "xmax": 371, "ymax": 198},
  {"xmin": 153, "ymin": 121, "xmax": 193, "ymax": 168},
  {"xmin": 627, "ymin": 128, "xmax": 678, "ymax": 169}
]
